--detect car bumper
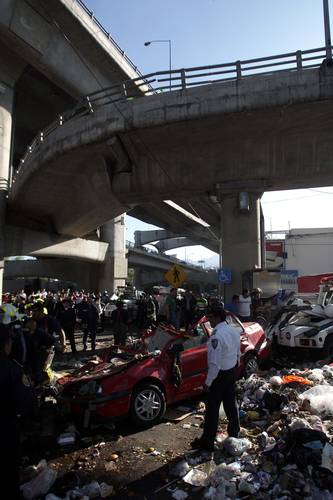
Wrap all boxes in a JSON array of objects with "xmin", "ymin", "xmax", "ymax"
[{"xmin": 57, "ymin": 389, "xmax": 131, "ymax": 419}]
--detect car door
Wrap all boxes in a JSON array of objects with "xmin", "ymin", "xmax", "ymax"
[{"xmin": 176, "ymin": 323, "xmax": 209, "ymax": 397}]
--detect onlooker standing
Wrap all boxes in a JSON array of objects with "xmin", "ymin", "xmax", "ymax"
[
  {"xmin": 166, "ymin": 288, "xmax": 178, "ymax": 328},
  {"xmin": 76, "ymin": 296, "xmax": 99, "ymax": 351},
  {"xmin": 58, "ymin": 299, "xmax": 77, "ymax": 353},
  {"xmin": 225, "ymin": 294, "xmax": 240, "ymax": 315},
  {"xmin": 191, "ymin": 307, "xmax": 240, "ymax": 452},
  {"xmin": 145, "ymin": 295, "xmax": 157, "ymax": 327},
  {"xmin": 182, "ymin": 290, "xmax": 197, "ymax": 330},
  {"xmin": 110, "ymin": 301, "xmax": 129, "ymax": 346},
  {"xmin": 136, "ymin": 295, "xmax": 147, "ymax": 328},
  {"xmin": 237, "ymin": 289, "xmax": 252, "ymax": 322}
]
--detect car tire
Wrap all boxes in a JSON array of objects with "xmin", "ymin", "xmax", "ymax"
[
  {"xmin": 323, "ymin": 335, "xmax": 333, "ymax": 359},
  {"xmin": 130, "ymin": 383, "xmax": 166, "ymax": 428},
  {"xmin": 243, "ymin": 353, "xmax": 259, "ymax": 378}
]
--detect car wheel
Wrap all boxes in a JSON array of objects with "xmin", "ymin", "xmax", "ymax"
[
  {"xmin": 323, "ymin": 335, "xmax": 333, "ymax": 359},
  {"xmin": 244, "ymin": 353, "xmax": 259, "ymax": 378},
  {"xmin": 130, "ymin": 383, "xmax": 166, "ymax": 427}
]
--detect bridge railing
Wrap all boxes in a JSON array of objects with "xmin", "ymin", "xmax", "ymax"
[
  {"xmin": 74, "ymin": 0, "xmax": 144, "ymax": 78},
  {"xmin": 14, "ymin": 46, "xmax": 331, "ymax": 179}
]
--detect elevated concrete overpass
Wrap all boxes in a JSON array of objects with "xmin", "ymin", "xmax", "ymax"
[
  {"xmin": 0, "ymin": 0, "xmax": 150, "ymax": 295},
  {"xmin": 9, "ymin": 47, "xmax": 333, "ymax": 295},
  {"xmin": 4, "ymin": 245, "xmax": 218, "ymax": 292}
]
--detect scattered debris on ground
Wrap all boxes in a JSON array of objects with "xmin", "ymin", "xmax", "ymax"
[{"xmin": 19, "ymin": 342, "xmax": 333, "ymax": 499}]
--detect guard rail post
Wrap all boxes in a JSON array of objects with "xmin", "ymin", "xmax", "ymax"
[
  {"xmin": 296, "ymin": 51, "xmax": 302, "ymax": 70},
  {"xmin": 181, "ymin": 69, "xmax": 186, "ymax": 90},
  {"xmin": 236, "ymin": 60, "xmax": 242, "ymax": 79}
]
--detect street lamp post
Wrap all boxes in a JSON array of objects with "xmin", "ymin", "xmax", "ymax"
[
  {"xmin": 323, "ymin": 0, "xmax": 332, "ymax": 60},
  {"xmin": 144, "ymin": 39, "xmax": 172, "ymax": 91}
]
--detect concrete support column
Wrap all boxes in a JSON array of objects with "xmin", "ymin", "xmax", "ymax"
[
  {"xmin": 221, "ymin": 193, "xmax": 262, "ymax": 301},
  {"xmin": 0, "ymin": 81, "xmax": 14, "ymax": 298},
  {"xmin": 99, "ymin": 215, "xmax": 128, "ymax": 293}
]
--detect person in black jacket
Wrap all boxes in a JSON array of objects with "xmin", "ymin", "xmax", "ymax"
[
  {"xmin": 58, "ymin": 299, "xmax": 77, "ymax": 353},
  {"xmin": 182, "ymin": 290, "xmax": 197, "ymax": 330},
  {"xmin": 110, "ymin": 301, "xmax": 129, "ymax": 346},
  {"xmin": 0, "ymin": 324, "xmax": 34, "ymax": 499},
  {"xmin": 77, "ymin": 297, "xmax": 99, "ymax": 351}
]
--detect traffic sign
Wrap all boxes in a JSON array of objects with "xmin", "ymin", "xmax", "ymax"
[
  {"xmin": 218, "ymin": 268, "xmax": 232, "ymax": 284},
  {"xmin": 165, "ymin": 264, "xmax": 187, "ymax": 287}
]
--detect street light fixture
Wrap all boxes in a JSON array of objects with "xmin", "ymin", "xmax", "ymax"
[{"xmin": 144, "ymin": 39, "xmax": 172, "ymax": 91}]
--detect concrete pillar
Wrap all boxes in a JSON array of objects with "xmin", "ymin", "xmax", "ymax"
[
  {"xmin": 0, "ymin": 80, "xmax": 14, "ymax": 298},
  {"xmin": 0, "ymin": 50, "xmax": 25, "ymax": 298},
  {"xmin": 221, "ymin": 193, "xmax": 262, "ymax": 301},
  {"xmin": 99, "ymin": 215, "xmax": 128, "ymax": 293}
]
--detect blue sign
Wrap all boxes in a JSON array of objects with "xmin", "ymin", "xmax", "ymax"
[
  {"xmin": 218, "ymin": 268, "xmax": 232, "ymax": 284},
  {"xmin": 280, "ymin": 270, "xmax": 298, "ymax": 288}
]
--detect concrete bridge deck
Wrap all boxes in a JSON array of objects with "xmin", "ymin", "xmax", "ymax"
[{"xmin": 9, "ymin": 55, "xmax": 333, "ymax": 238}]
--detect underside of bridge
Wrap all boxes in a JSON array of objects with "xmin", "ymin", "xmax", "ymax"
[{"xmin": 8, "ymin": 63, "xmax": 333, "ymax": 297}]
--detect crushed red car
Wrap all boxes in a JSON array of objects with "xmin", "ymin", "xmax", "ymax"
[{"xmin": 57, "ymin": 315, "xmax": 270, "ymax": 427}]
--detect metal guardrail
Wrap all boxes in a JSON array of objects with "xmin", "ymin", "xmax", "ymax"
[
  {"xmin": 75, "ymin": 0, "xmax": 142, "ymax": 77},
  {"xmin": 13, "ymin": 46, "xmax": 331, "ymax": 180}
]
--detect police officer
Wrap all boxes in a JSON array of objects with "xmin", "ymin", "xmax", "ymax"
[
  {"xmin": 191, "ymin": 307, "xmax": 240, "ymax": 451},
  {"xmin": 0, "ymin": 323, "xmax": 34, "ymax": 499}
]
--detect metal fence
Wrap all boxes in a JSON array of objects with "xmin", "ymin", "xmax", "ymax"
[
  {"xmin": 14, "ymin": 46, "xmax": 331, "ymax": 179},
  {"xmin": 75, "ymin": 0, "xmax": 142, "ymax": 76}
]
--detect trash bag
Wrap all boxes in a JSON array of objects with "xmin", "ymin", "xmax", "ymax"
[
  {"xmin": 300, "ymin": 385, "xmax": 333, "ymax": 416},
  {"xmin": 21, "ymin": 466, "xmax": 57, "ymax": 500},
  {"xmin": 285, "ymin": 428, "xmax": 328, "ymax": 468},
  {"xmin": 223, "ymin": 437, "xmax": 252, "ymax": 456},
  {"xmin": 263, "ymin": 390, "xmax": 288, "ymax": 412}
]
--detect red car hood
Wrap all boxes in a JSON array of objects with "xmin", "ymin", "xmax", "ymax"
[{"xmin": 57, "ymin": 352, "xmax": 152, "ymax": 386}]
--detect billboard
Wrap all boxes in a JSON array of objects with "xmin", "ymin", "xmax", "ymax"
[{"xmin": 265, "ymin": 241, "xmax": 284, "ymax": 269}]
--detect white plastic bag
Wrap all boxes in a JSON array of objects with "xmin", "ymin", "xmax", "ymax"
[
  {"xmin": 223, "ymin": 437, "xmax": 252, "ymax": 456},
  {"xmin": 300, "ymin": 385, "xmax": 333, "ymax": 416},
  {"xmin": 183, "ymin": 468, "xmax": 208, "ymax": 487},
  {"xmin": 21, "ymin": 467, "xmax": 57, "ymax": 500}
]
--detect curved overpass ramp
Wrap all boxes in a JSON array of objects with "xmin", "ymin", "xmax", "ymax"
[{"xmin": 9, "ymin": 57, "xmax": 333, "ymax": 237}]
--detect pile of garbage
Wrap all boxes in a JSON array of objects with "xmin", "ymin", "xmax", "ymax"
[
  {"xmin": 20, "ymin": 459, "xmax": 114, "ymax": 499},
  {"xmin": 169, "ymin": 364, "xmax": 333, "ymax": 499}
]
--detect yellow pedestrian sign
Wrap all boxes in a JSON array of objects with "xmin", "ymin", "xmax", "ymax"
[{"xmin": 165, "ymin": 264, "xmax": 187, "ymax": 287}]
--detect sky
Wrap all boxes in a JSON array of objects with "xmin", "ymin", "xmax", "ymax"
[{"xmin": 84, "ymin": 0, "xmax": 333, "ymax": 263}]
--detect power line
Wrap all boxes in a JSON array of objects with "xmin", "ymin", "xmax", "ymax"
[
  {"xmin": 308, "ymin": 188, "xmax": 333, "ymax": 195},
  {"xmin": 263, "ymin": 194, "xmax": 322, "ymax": 203}
]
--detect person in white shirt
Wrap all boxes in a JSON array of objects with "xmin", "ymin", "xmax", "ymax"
[
  {"xmin": 237, "ymin": 288, "xmax": 252, "ymax": 321},
  {"xmin": 191, "ymin": 307, "xmax": 241, "ymax": 451}
]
